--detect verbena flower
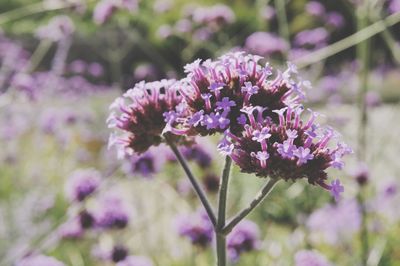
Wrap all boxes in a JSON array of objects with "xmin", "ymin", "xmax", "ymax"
[
  {"xmin": 64, "ymin": 169, "xmax": 101, "ymax": 202},
  {"xmin": 294, "ymin": 250, "xmax": 333, "ymax": 266},
  {"xmin": 169, "ymin": 52, "xmax": 305, "ymax": 137},
  {"xmin": 227, "ymin": 220, "xmax": 261, "ymax": 261},
  {"xmin": 108, "ymin": 79, "xmax": 186, "ymax": 156},
  {"xmin": 16, "ymin": 255, "xmax": 65, "ymax": 266},
  {"xmin": 175, "ymin": 210, "xmax": 214, "ymax": 248},
  {"xmin": 168, "ymin": 52, "xmax": 351, "ymax": 200}
]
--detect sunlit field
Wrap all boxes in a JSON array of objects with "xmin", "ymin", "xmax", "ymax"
[{"xmin": 1, "ymin": 1, "xmax": 400, "ymax": 266}]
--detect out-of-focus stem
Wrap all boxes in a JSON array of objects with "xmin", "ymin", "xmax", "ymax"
[
  {"xmin": 222, "ymin": 178, "xmax": 279, "ymax": 235},
  {"xmin": 274, "ymin": 0, "xmax": 290, "ymax": 43},
  {"xmin": 216, "ymin": 156, "xmax": 232, "ymax": 266},
  {"xmin": 356, "ymin": 3, "xmax": 370, "ymax": 266},
  {"xmin": 295, "ymin": 12, "xmax": 400, "ymax": 68},
  {"xmin": 26, "ymin": 39, "xmax": 52, "ymax": 73},
  {"xmin": 167, "ymin": 140, "xmax": 217, "ymax": 227}
]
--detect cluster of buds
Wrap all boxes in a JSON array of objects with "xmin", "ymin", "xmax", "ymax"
[{"xmin": 107, "ymin": 79, "xmax": 187, "ymax": 156}]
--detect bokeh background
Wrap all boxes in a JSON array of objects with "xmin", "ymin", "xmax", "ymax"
[{"xmin": 1, "ymin": 0, "xmax": 400, "ymax": 265}]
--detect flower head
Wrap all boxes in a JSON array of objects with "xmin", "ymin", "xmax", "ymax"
[
  {"xmin": 172, "ymin": 52, "xmax": 306, "ymax": 137},
  {"xmin": 107, "ymin": 79, "xmax": 185, "ymax": 156},
  {"xmin": 229, "ymin": 104, "xmax": 350, "ymax": 197}
]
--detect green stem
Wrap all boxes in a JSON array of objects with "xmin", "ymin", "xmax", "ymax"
[
  {"xmin": 274, "ymin": 0, "xmax": 290, "ymax": 43},
  {"xmin": 25, "ymin": 39, "xmax": 52, "ymax": 73},
  {"xmin": 167, "ymin": 141, "xmax": 217, "ymax": 227},
  {"xmin": 222, "ymin": 178, "xmax": 279, "ymax": 235},
  {"xmin": 216, "ymin": 156, "xmax": 232, "ymax": 266},
  {"xmin": 356, "ymin": 4, "xmax": 370, "ymax": 266},
  {"xmin": 295, "ymin": 12, "xmax": 400, "ymax": 68}
]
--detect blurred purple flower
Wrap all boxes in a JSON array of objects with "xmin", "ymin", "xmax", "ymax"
[
  {"xmin": 307, "ymin": 199, "xmax": 361, "ymax": 245},
  {"xmin": 202, "ymin": 173, "xmax": 220, "ymax": 193},
  {"xmin": 305, "ymin": 1, "xmax": 325, "ymax": 17},
  {"xmin": 65, "ymin": 169, "xmax": 101, "ymax": 202},
  {"xmin": 95, "ymin": 194, "xmax": 130, "ymax": 229},
  {"xmin": 133, "ymin": 64, "xmax": 158, "ymax": 82},
  {"xmin": 227, "ymin": 220, "xmax": 261, "ymax": 261},
  {"xmin": 294, "ymin": 28, "xmax": 328, "ymax": 47},
  {"xmin": 123, "ymin": 147, "xmax": 166, "ymax": 177},
  {"xmin": 260, "ymin": 6, "xmax": 275, "ymax": 20},
  {"xmin": 36, "ymin": 15, "xmax": 75, "ymax": 42},
  {"xmin": 192, "ymin": 4, "xmax": 235, "ymax": 27},
  {"xmin": 156, "ymin": 25, "xmax": 173, "ymax": 39},
  {"xmin": 294, "ymin": 250, "xmax": 333, "ymax": 266},
  {"xmin": 69, "ymin": 59, "xmax": 87, "ymax": 74},
  {"xmin": 175, "ymin": 19, "xmax": 192, "ymax": 33},
  {"xmin": 175, "ymin": 210, "xmax": 214, "ymax": 248},
  {"xmin": 326, "ymin": 12, "xmax": 344, "ymax": 28},
  {"xmin": 16, "ymin": 255, "xmax": 65, "ymax": 266},
  {"xmin": 181, "ymin": 141, "xmax": 213, "ymax": 168},
  {"xmin": 245, "ymin": 32, "xmax": 288, "ymax": 56},
  {"xmin": 365, "ymin": 91, "xmax": 381, "ymax": 108},
  {"xmin": 88, "ymin": 62, "xmax": 104, "ymax": 77},
  {"xmin": 389, "ymin": 0, "xmax": 400, "ymax": 14},
  {"xmin": 93, "ymin": 0, "xmax": 118, "ymax": 25},
  {"xmin": 153, "ymin": 0, "xmax": 173, "ymax": 13},
  {"xmin": 352, "ymin": 162, "xmax": 369, "ymax": 186}
]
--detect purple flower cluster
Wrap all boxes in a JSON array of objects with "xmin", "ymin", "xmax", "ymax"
[
  {"xmin": 35, "ymin": 15, "xmax": 75, "ymax": 42},
  {"xmin": 175, "ymin": 210, "xmax": 214, "ymax": 248},
  {"xmin": 156, "ymin": 3, "xmax": 235, "ymax": 41},
  {"xmin": 107, "ymin": 79, "xmax": 186, "ymax": 156},
  {"xmin": 64, "ymin": 168, "xmax": 101, "ymax": 202},
  {"xmin": 93, "ymin": 0, "xmax": 139, "ymax": 25},
  {"xmin": 94, "ymin": 194, "xmax": 130, "ymax": 229},
  {"xmin": 245, "ymin": 32, "xmax": 289, "ymax": 56},
  {"xmin": 123, "ymin": 146, "xmax": 166, "ymax": 178},
  {"xmin": 307, "ymin": 199, "xmax": 361, "ymax": 245},
  {"xmin": 163, "ymin": 52, "xmax": 350, "ymax": 199},
  {"xmin": 227, "ymin": 220, "xmax": 261, "ymax": 261}
]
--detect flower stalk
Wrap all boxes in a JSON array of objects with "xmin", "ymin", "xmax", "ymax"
[
  {"xmin": 222, "ymin": 178, "xmax": 279, "ymax": 235},
  {"xmin": 356, "ymin": 3, "xmax": 371, "ymax": 265},
  {"xmin": 216, "ymin": 156, "xmax": 232, "ymax": 266},
  {"xmin": 167, "ymin": 140, "xmax": 217, "ymax": 227}
]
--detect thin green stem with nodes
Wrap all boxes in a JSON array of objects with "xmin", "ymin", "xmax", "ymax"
[
  {"xmin": 167, "ymin": 140, "xmax": 217, "ymax": 227},
  {"xmin": 216, "ymin": 156, "xmax": 232, "ymax": 266},
  {"xmin": 222, "ymin": 178, "xmax": 279, "ymax": 235},
  {"xmin": 356, "ymin": 3, "xmax": 371, "ymax": 265}
]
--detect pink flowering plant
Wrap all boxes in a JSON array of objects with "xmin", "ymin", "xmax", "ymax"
[{"xmin": 108, "ymin": 52, "xmax": 351, "ymax": 265}]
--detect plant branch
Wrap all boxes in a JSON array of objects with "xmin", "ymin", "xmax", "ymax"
[
  {"xmin": 216, "ymin": 156, "xmax": 232, "ymax": 266},
  {"xmin": 295, "ymin": 12, "xmax": 400, "ymax": 68},
  {"xmin": 222, "ymin": 178, "xmax": 279, "ymax": 235},
  {"xmin": 167, "ymin": 140, "xmax": 217, "ymax": 227}
]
